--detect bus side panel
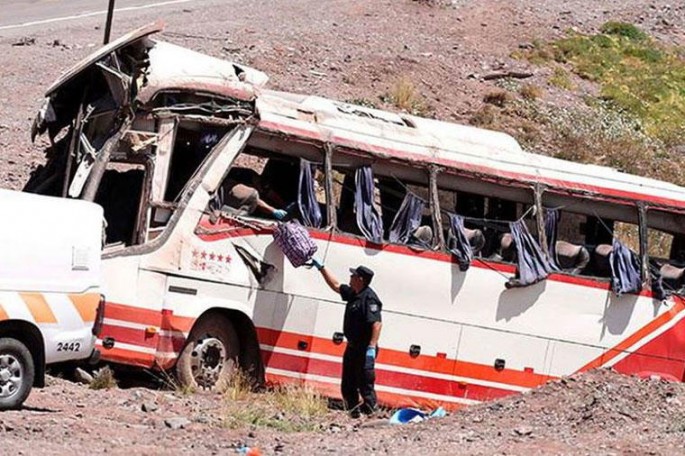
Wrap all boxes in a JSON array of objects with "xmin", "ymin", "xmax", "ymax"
[
  {"xmin": 98, "ymin": 256, "xmax": 164, "ymax": 368},
  {"xmin": 610, "ymin": 312, "xmax": 685, "ymax": 380}
]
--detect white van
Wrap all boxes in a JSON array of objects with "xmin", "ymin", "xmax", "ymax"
[{"xmin": 0, "ymin": 189, "xmax": 106, "ymax": 409}]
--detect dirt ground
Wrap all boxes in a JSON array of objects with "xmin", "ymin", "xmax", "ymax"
[
  {"xmin": 1, "ymin": 0, "xmax": 685, "ymax": 454},
  {"xmin": 1, "ymin": 369, "xmax": 684, "ymax": 455}
]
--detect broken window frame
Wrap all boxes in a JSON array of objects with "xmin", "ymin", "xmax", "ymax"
[
  {"xmin": 540, "ymin": 188, "xmax": 645, "ymax": 285},
  {"xmin": 214, "ymin": 130, "xmax": 327, "ymax": 226},
  {"xmin": 435, "ymin": 168, "xmax": 537, "ymax": 266},
  {"xmin": 326, "ymin": 146, "xmax": 439, "ymax": 249}
]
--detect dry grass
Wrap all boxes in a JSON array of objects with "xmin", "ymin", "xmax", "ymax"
[
  {"xmin": 223, "ymin": 379, "xmax": 329, "ymax": 432},
  {"xmin": 519, "ymin": 84, "xmax": 544, "ymax": 100},
  {"xmin": 483, "ymin": 90, "xmax": 513, "ymax": 108},
  {"xmin": 384, "ymin": 77, "xmax": 428, "ymax": 115},
  {"xmin": 469, "ymin": 104, "xmax": 500, "ymax": 128},
  {"xmin": 222, "ymin": 368, "xmax": 255, "ymax": 401},
  {"xmin": 89, "ymin": 366, "xmax": 117, "ymax": 390},
  {"xmin": 548, "ymin": 66, "xmax": 574, "ymax": 90},
  {"xmin": 146, "ymin": 368, "xmax": 197, "ymax": 395},
  {"xmin": 270, "ymin": 383, "xmax": 329, "ymax": 419}
]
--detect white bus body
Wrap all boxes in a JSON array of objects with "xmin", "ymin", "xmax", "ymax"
[{"xmin": 27, "ymin": 22, "xmax": 685, "ymax": 409}]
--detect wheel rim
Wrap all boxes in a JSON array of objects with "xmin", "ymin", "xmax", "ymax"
[
  {"xmin": 189, "ymin": 337, "xmax": 227, "ymax": 389},
  {"xmin": 0, "ymin": 354, "xmax": 23, "ymax": 399}
]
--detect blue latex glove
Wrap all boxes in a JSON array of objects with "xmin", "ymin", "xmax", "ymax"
[
  {"xmin": 310, "ymin": 258, "xmax": 324, "ymax": 270},
  {"xmin": 272, "ymin": 209, "xmax": 287, "ymax": 220},
  {"xmin": 366, "ymin": 346, "xmax": 377, "ymax": 360}
]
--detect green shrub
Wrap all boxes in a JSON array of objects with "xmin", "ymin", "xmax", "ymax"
[
  {"xmin": 522, "ymin": 21, "xmax": 685, "ymax": 145},
  {"xmin": 601, "ymin": 21, "xmax": 647, "ymax": 41}
]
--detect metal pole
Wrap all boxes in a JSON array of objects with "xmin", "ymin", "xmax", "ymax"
[{"xmin": 103, "ymin": 0, "xmax": 116, "ymax": 44}]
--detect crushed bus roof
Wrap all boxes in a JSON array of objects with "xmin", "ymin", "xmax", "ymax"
[{"xmin": 35, "ymin": 22, "xmax": 685, "ymax": 211}]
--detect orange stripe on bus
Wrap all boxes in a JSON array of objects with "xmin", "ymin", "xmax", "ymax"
[
  {"xmin": 256, "ymin": 326, "xmax": 551, "ymax": 388},
  {"xmin": 105, "ymin": 302, "xmax": 163, "ymax": 326},
  {"xmin": 577, "ymin": 296, "xmax": 685, "ymax": 373},
  {"xmin": 97, "ymin": 345, "xmax": 155, "ymax": 368},
  {"xmin": 69, "ymin": 293, "xmax": 100, "ymax": 322},
  {"xmin": 20, "ymin": 293, "xmax": 57, "ymax": 324},
  {"xmin": 0, "ymin": 304, "xmax": 8, "ymax": 321},
  {"xmin": 104, "ymin": 302, "xmax": 196, "ymax": 333},
  {"xmin": 265, "ymin": 373, "xmax": 467, "ymax": 411}
]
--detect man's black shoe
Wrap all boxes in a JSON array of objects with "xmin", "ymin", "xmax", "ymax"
[
  {"xmin": 360, "ymin": 403, "xmax": 375, "ymax": 416},
  {"xmin": 349, "ymin": 408, "xmax": 361, "ymax": 419}
]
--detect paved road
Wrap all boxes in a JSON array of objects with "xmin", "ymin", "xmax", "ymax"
[{"xmin": 0, "ymin": 0, "xmax": 209, "ymax": 32}]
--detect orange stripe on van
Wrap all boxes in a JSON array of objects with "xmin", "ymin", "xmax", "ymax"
[
  {"xmin": 20, "ymin": 293, "xmax": 57, "ymax": 324},
  {"xmin": 69, "ymin": 293, "xmax": 100, "ymax": 322},
  {"xmin": 0, "ymin": 304, "xmax": 8, "ymax": 321}
]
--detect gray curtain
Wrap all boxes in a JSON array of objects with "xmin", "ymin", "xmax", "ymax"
[
  {"xmin": 355, "ymin": 166, "xmax": 384, "ymax": 243},
  {"xmin": 544, "ymin": 208, "xmax": 560, "ymax": 271},
  {"xmin": 297, "ymin": 159, "xmax": 322, "ymax": 228},
  {"xmin": 609, "ymin": 238, "xmax": 642, "ymax": 295},
  {"xmin": 389, "ymin": 192, "xmax": 425, "ymax": 244},
  {"xmin": 510, "ymin": 220, "xmax": 552, "ymax": 286},
  {"xmin": 448, "ymin": 214, "xmax": 473, "ymax": 271}
]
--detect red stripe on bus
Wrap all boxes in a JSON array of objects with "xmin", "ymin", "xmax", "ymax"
[
  {"xmin": 257, "ymin": 119, "xmax": 685, "ymax": 210},
  {"xmin": 97, "ymin": 345, "xmax": 155, "ymax": 368},
  {"xmin": 104, "ymin": 303, "xmax": 195, "ymax": 333},
  {"xmin": 612, "ymin": 315, "xmax": 685, "ymax": 381},
  {"xmin": 262, "ymin": 350, "xmax": 517, "ymax": 403},
  {"xmin": 104, "ymin": 302, "xmax": 163, "ymax": 326},
  {"xmin": 256, "ymin": 326, "xmax": 551, "ymax": 388},
  {"xmin": 100, "ymin": 325, "xmax": 158, "ymax": 350},
  {"xmin": 265, "ymin": 373, "xmax": 467, "ymax": 411},
  {"xmin": 161, "ymin": 309, "xmax": 195, "ymax": 333},
  {"xmin": 196, "ymin": 217, "xmax": 654, "ymax": 297},
  {"xmin": 577, "ymin": 296, "xmax": 685, "ymax": 373}
]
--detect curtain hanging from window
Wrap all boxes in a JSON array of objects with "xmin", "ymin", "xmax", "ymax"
[
  {"xmin": 297, "ymin": 159, "xmax": 322, "ymax": 228},
  {"xmin": 544, "ymin": 208, "xmax": 560, "ymax": 271},
  {"xmin": 355, "ymin": 166, "xmax": 384, "ymax": 243},
  {"xmin": 609, "ymin": 238, "xmax": 642, "ymax": 295},
  {"xmin": 448, "ymin": 214, "xmax": 473, "ymax": 271},
  {"xmin": 509, "ymin": 219, "xmax": 552, "ymax": 286},
  {"xmin": 389, "ymin": 192, "xmax": 425, "ymax": 244}
]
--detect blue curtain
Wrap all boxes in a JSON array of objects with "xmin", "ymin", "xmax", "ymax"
[
  {"xmin": 448, "ymin": 214, "xmax": 473, "ymax": 271},
  {"xmin": 609, "ymin": 238, "xmax": 642, "ymax": 295},
  {"xmin": 297, "ymin": 159, "xmax": 322, "ymax": 228},
  {"xmin": 355, "ymin": 166, "xmax": 384, "ymax": 243},
  {"xmin": 544, "ymin": 208, "xmax": 560, "ymax": 271},
  {"xmin": 389, "ymin": 192, "xmax": 425, "ymax": 244},
  {"xmin": 510, "ymin": 220, "xmax": 552, "ymax": 286}
]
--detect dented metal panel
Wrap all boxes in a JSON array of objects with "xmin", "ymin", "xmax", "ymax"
[{"xmin": 44, "ymin": 20, "xmax": 163, "ymax": 97}]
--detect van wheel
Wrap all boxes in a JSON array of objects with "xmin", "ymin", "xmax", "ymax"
[
  {"xmin": 0, "ymin": 338, "xmax": 35, "ymax": 410},
  {"xmin": 176, "ymin": 315, "xmax": 240, "ymax": 391}
]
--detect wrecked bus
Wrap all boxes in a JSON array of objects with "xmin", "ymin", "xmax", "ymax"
[{"xmin": 25, "ymin": 22, "xmax": 685, "ymax": 408}]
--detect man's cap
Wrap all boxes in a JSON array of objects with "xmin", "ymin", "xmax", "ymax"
[{"xmin": 349, "ymin": 265, "xmax": 374, "ymax": 283}]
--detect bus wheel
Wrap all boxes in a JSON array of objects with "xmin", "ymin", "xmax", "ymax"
[
  {"xmin": 0, "ymin": 338, "xmax": 35, "ymax": 410},
  {"xmin": 176, "ymin": 315, "xmax": 240, "ymax": 391}
]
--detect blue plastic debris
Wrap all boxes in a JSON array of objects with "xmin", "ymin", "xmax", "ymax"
[{"xmin": 389, "ymin": 406, "xmax": 447, "ymax": 425}]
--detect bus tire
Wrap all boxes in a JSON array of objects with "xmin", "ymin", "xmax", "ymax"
[
  {"xmin": 176, "ymin": 315, "xmax": 240, "ymax": 391},
  {"xmin": 0, "ymin": 338, "xmax": 35, "ymax": 410}
]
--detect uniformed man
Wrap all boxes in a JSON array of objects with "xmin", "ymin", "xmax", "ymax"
[{"xmin": 310, "ymin": 260, "xmax": 382, "ymax": 417}]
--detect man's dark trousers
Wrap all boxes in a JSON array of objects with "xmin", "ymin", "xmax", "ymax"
[{"xmin": 341, "ymin": 345, "xmax": 376, "ymax": 412}]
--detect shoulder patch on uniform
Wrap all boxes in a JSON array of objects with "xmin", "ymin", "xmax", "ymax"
[{"xmin": 369, "ymin": 303, "xmax": 379, "ymax": 313}]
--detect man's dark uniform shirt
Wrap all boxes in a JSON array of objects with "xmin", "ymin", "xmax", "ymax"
[
  {"xmin": 340, "ymin": 284, "xmax": 382, "ymax": 347},
  {"xmin": 338, "ymin": 283, "xmax": 382, "ymax": 414}
]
